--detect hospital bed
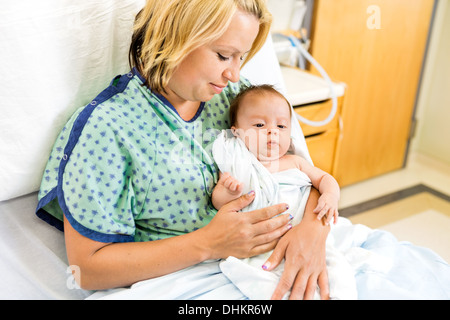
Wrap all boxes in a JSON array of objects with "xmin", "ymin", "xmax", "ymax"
[
  {"xmin": 0, "ymin": 0, "xmax": 288, "ymax": 299},
  {"xmin": 1, "ymin": 1, "xmax": 449, "ymax": 300}
]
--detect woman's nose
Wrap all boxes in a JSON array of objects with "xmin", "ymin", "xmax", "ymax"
[{"xmin": 223, "ymin": 60, "xmax": 240, "ymax": 83}]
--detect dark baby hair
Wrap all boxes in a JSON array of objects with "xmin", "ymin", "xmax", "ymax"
[{"xmin": 229, "ymin": 84, "xmax": 291, "ymax": 126}]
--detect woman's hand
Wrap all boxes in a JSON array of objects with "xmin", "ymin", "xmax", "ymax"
[
  {"xmin": 202, "ymin": 191, "xmax": 293, "ymax": 260},
  {"xmin": 263, "ymin": 188, "xmax": 331, "ymax": 300},
  {"xmin": 264, "ymin": 221, "xmax": 329, "ymax": 300}
]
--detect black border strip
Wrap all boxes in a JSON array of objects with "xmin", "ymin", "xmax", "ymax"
[{"xmin": 339, "ymin": 184, "xmax": 450, "ymax": 218}]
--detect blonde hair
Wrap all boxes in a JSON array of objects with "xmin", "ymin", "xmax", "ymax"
[{"xmin": 129, "ymin": 0, "xmax": 272, "ymax": 93}]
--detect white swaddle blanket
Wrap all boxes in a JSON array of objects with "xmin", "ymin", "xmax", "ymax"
[{"xmin": 212, "ymin": 130, "xmax": 357, "ymax": 300}]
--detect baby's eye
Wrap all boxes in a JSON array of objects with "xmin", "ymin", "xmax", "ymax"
[
  {"xmin": 277, "ymin": 125, "xmax": 287, "ymax": 129},
  {"xmin": 255, "ymin": 123, "xmax": 264, "ymax": 128}
]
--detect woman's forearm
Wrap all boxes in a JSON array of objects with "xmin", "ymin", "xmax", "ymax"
[
  {"xmin": 64, "ymin": 192, "xmax": 291, "ymax": 291},
  {"xmin": 302, "ymin": 188, "xmax": 331, "ymax": 237},
  {"xmin": 64, "ymin": 217, "xmax": 211, "ymax": 290},
  {"xmin": 267, "ymin": 188, "xmax": 331, "ymax": 300}
]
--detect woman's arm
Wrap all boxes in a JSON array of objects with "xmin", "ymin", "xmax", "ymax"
[
  {"xmin": 65, "ymin": 191, "xmax": 293, "ymax": 290},
  {"xmin": 263, "ymin": 187, "xmax": 331, "ymax": 300},
  {"xmin": 64, "ymin": 216, "xmax": 211, "ymax": 290}
]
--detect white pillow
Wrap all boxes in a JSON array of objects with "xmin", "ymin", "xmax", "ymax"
[
  {"xmin": 0, "ymin": 0, "xmax": 145, "ymax": 201},
  {"xmin": 241, "ymin": 35, "xmax": 286, "ymax": 93}
]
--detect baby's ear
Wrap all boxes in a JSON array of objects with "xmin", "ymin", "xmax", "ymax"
[{"xmin": 231, "ymin": 126, "xmax": 239, "ymax": 137}]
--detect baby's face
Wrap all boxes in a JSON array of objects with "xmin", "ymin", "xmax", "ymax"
[{"xmin": 232, "ymin": 92, "xmax": 291, "ymax": 162}]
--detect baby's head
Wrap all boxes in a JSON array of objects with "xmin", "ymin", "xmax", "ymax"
[{"xmin": 229, "ymin": 84, "xmax": 292, "ymax": 162}]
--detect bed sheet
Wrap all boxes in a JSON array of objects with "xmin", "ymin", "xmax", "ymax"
[
  {"xmin": 1, "ymin": 192, "xmax": 449, "ymax": 300},
  {"xmin": 0, "ymin": 192, "xmax": 92, "ymax": 299}
]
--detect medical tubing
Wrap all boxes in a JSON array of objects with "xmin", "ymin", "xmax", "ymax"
[{"xmin": 284, "ymin": 35, "xmax": 338, "ymax": 127}]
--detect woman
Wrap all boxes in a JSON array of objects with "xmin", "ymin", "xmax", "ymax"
[{"xmin": 36, "ymin": 0, "xmax": 330, "ymax": 300}]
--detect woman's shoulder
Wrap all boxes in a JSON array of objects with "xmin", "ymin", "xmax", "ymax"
[
  {"xmin": 227, "ymin": 76, "xmax": 251, "ymax": 94},
  {"xmin": 213, "ymin": 76, "xmax": 251, "ymax": 105},
  {"xmin": 44, "ymin": 72, "xmax": 156, "ymax": 171}
]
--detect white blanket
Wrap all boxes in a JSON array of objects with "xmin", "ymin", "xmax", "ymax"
[{"xmin": 90, "ymin": 216, "xmax": 450, "ymax": 300}]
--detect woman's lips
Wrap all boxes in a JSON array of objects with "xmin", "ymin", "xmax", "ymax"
[{"xmin": 210, "ymin": 83, "xmax": 226, "ymax": 94}]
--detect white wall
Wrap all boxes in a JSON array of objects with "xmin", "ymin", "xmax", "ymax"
[{"xmin": 412, "ymin": 0, "xmax": 450, "ymax": 164}]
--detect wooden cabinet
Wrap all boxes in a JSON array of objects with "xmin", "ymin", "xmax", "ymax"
[
  {"xmin": 295, "ymin": 97, "xmax": 344, "ymax": 174},
  {"xmin": 308, "ymin": 0, "xmax": 435, "ymax": 186}
]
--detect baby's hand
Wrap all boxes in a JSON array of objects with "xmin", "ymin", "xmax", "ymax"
[
  {"xmin": 218, "ymin": 172, "xmax": 243, "ymax": 197},
  {"xmin": 313, "ymin": 192, "xmax": 339, "ymax": 225}
]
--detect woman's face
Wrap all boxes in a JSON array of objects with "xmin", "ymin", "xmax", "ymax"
[{"xmin": 164, "ymin": 10, "xmax": 260, "ymax": 107}]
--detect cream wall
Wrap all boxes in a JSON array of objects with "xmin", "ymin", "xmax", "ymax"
[{"xmin": 412, "ymin": 0, "xmax": 450, "ymax": 164}]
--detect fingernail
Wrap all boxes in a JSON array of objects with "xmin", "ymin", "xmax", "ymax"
[
  {"xmin": 287, "ymin": 224, "xmax": 292, "ymax": 230},
  {"xmin": 289, "ymin": 214, "xmax": 294, "ymax": 220},
  {"xmin": 285, "ymin": 204, "xmax": 289, "ymax": 210},
  {"xmin": 246, "ymin": 190, "xmax": 255, "ymax": 197},
  {"xmin": 262, "ymin": 262, "xmax": 270, "ymax": 270}
]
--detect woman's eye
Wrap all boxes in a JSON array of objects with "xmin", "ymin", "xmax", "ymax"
[{"xmin": 217, "ymin": 53, "xmax": 230, "ymax": 61}]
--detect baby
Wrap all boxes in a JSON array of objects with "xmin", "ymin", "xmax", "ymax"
[
  {"xmin": 212, "ymin": 84, "xmax": 339, "ymax": 225},
  {"xmin": 211, "ymin": 85, "xmax": 356, "ymax": 300}
]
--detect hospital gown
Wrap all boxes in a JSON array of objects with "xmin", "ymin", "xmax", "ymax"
[{"xmin": 36, "ymin": 68, "xmax": 248, "ymax": 243}]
